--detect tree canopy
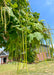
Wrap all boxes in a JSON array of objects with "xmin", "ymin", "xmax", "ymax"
[{"xmin": 0, "ymin": 0, "xmax": 51, "ymax": 62}]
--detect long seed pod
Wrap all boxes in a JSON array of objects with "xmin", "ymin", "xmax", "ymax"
[
  {"xmin": 22, "ymin": 30, "xmax": 26, "ymax": 68},
  {"xmin": 45, "ymin": 40, "xmax": 50, "ymax": 66},
  {"xmin": 4, "ymin": 8, "xmax": 6, "ymax": 34},
  {"xmin": 3, "ymin": 0, "xmax": 7, "ymax": 7},
  {"xmin": 25, "ymin": 31, "xmax": 28, "ymax": 73},
  {"xmin": 22, "ymin": 30, "xmax": 24, "ymax": 60},
  {"xmin": 19, "ymin": 35, "xmax": 22, "ymax": 71},
  {"xmin": 7, "ymin": 7, "xmax": 10, "ymax": 22},
  {"xmin": 50, "ymin": 33, "xmax": 53, "ymax": 60},
  {"xmin": 1, "ymin": 6, "xmax": 3, "ymax": 25}
]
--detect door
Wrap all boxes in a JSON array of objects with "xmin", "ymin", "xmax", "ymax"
[
  {"xmin": 3, "ymin": 58, "xmax": 6, "ymax": 63},
  {"xmin": 0, "ymin": 58, "xmax": 1, "ymax": 64}
]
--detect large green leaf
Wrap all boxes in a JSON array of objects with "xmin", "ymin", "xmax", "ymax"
[
  {"xmin": 2, "ymin": 7, "xmax": 19, "ymax": 22},
  {"xmin": 34, "ymin": 23, "xmax": 43, "ymax": 31},
  {"xmin": 28, "ymin": 32, "xmax": 44, "ymax": 43},
  {"xmin": 33, "ymin": 32, "xmax": 44, "ymax": 40}
]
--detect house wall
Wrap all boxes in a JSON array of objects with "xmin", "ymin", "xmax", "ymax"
[
  {"xmin": 36, "ymin": 45, "xmax": 51, "ymax": 61},
  {"xmin": 1, "ymin": 58, "xmax": 3, "ymax": 64},
  {"xmin": 6, "ymin": 57, "xmax": 9, "ymax": 63},
  {"xmin": 0, "ymin": 58, "xmax": 1, "ymax": 64},
  {"xmin": 37, "ymin": 52, "xmax": 47, "ymax": 61}
]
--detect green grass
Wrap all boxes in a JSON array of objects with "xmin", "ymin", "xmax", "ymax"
[{"xmin": 0, "ymin": 61, "xmax": 54, "ymax": 75}]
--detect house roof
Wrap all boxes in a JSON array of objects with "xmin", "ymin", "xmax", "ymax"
[
  {"xmin": 41, "ymin": 44, "xmax": 49, "ymax": 47},
  {"xmin": 0, "ymin": 51, "xmax": 9, "ymax": 57}
]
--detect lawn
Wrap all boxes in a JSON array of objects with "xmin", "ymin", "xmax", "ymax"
[{"xmin": 0, "ymin": 61, "xmax": 54, "ymax": 75}]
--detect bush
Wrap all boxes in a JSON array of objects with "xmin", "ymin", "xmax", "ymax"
[{"xmin": 27, "ymin": 49, "xmax": 36, "ymax": 63}]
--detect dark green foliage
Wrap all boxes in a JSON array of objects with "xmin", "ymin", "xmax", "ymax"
[
  {"xmin": 27, "ymin": 49, "xmax": 36, "ymax": 63},
  {"xmin": 50, "ymin": 47, "xmax": 54, "ymax": 58}
]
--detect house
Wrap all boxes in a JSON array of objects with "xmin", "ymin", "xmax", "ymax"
[
  {"xmin": 0, "ymin": 51, "xmax": 9, "ymax": 64},
  {"xmin": 36, "ymin": 45, "xmax": 51, "ymax": 61}
]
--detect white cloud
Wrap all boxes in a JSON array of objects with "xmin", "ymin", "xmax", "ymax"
[
  {"xmin": 46, "ymin": 0, "xmax": 54, "ymax": 5},
  {"xmin": 45, "ymin": 0, "xmax": 54, "ymax": 13}
]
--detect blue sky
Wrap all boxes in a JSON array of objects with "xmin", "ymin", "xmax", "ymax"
[{"xmin": 29, "ymin": 0, "xmax": 54, "ymax": 44}]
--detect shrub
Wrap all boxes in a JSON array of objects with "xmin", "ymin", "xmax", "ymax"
[{"xmin": 27, "ymin": 49, "xmax": 36, "ymax": 63}]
